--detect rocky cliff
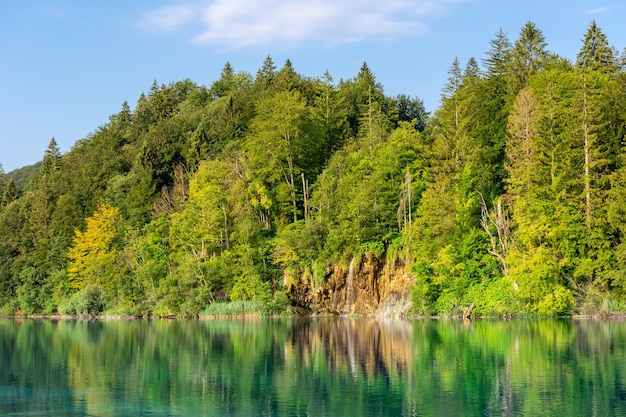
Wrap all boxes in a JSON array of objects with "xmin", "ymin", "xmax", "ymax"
[{"xmin": 289, "ymin": 255, "xmax": 415, "ymax": 316}]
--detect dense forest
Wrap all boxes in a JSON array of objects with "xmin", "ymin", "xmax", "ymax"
[{"xmin": 2, "ymin": 20, "xmax": 626, "ymax": 317}]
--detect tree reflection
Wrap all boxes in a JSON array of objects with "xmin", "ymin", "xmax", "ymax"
[{"xmin": 1, "ymin": 318, "xmax": 625, "ymax": 416}]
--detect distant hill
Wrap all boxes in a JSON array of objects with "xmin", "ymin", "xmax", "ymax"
[{"xmin": 5, "ymin": 162, "xmax": 40, "ymax": 190}]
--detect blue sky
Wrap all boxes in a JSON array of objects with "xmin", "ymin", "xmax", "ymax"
[{"xmin": 1, "ymin": 0, "xmax": 624, "ymax": 172}]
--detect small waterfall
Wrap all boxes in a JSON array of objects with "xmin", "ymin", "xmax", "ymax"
[{"xmin": 345, "ymin": 257, "xmax": 355, "ymax": 313}]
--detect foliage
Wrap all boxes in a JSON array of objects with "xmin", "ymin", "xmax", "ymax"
[
  {"xmin": 66, "ymin": 202, "xmax": 121, "ymax": 293},
  {"xmin": 1, "ymin": 23, "xmax": 626, "ymax": 317},
  {"xmin": 58, "ymin": 284, "xmax": 106, "ymax": 316},
  {"xmin": 201, "ymin": 300, "xmax": 265, "ymax": 317}
]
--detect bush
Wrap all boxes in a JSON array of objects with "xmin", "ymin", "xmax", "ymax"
[
  {"xmin": 535, "ymin": 285, "xmax": 575, "ymax": 316},
  {"xmin": 58, "ymin": 285, "xmax": 106, "ymax": 316},
  {"xmin": 433, "ymin": 291, "xmax": 463, "ymax": 316},
  {"xmin": 356, "ymin": 241, "xmax": 385, "ymax": 258},
  {"xmin": 473, "ymin": 278, "xmax": 522, "ymax": 316}
]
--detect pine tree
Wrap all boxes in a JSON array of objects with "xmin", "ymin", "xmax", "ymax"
[
  {"xmin": 274, "ymin": 58, "xmax": 300, "ymax": 91},
  {"xmin": 483, "ymin": 28, "xmax": 512, "ymax": 79},
  {"xmin": 511, "ymin": 21, "xmax": 548, "ymax": 90},
  {"xmin": 1, "ymin": 178, "xmax": 18, "ymax": 209},
  {"xmin": 41, "ymin": 137, "xmax": 61, "ymax": 175},
  {"xmin": 464, "ymin": 57, "xmax": 481, "ymax": 80},
  {"xmin": 505, "ymin": 88, "xmax": 542, "ymax": 248},
  {"xmin": 577, "ymin": 20, "xmax": 616, "ymax": 73},
  {"xmin": 255, "ymin": 55, "xmax": 277, "ymax": 88},
  {"xmin": 210, "ymin": 61, "xmax": 236, "ymax": 98}
]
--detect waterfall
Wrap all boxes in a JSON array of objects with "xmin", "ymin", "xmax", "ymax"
[{"xmin": 345, "ymin": 257, "xmax": 355, "ymax": 313}]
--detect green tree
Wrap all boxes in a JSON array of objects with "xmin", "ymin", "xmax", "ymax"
[
  {"xmin": 312, "ymin": 70, "xmax": 348, "ymax": 161},
  {"xmin": 210, "ymin": 61, "xmax": 236, "ymax": 98},
  {"xmin": 412, "ymin": 59, "xmax": 465, "ymax": 260},
  {"xmin": 255, "ymin": 55, "xmax": 277, "ymax": 89},
  {"xmin": 577, "ymin": 20, "xmax": 616, "ymax": 73},
  {"xmin": 483, "ymin": 28, "xmax": 512, "ymax": 79},
  {"xmin": 511, "ymin": 21, "xmax": 548, "ymax": 90},
  {"xmin": 1, "ymin": 178, "xmax": 18, "ymax": 209},
  {"xmin": 339, "ymin": 62, "xmax": 388, "ymax": 139},
  {"xmin": 243, "ymin": 90, "xmax": 317, "ymax": 225},
  {"xmin": 170, "ymin": 160, "xmax": 231, "ymax": 261},
  {"xmin": 394, "ymin": 94, "xmax": 428, "ymax": 132}
]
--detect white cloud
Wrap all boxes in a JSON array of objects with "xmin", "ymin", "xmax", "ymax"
[
  {"xmin": 137, "ymin": 5, "xmax": 195, "ymax": 32},
  {"xmin": 585, "ymin": 6, "xmax": 610, "ymax": 14},
  {"xmin": 136, "ymin": 0, "xmax": 459, "ymax": 48}
]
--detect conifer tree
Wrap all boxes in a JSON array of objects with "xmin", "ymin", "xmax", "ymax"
[
  {"xmin": 339, "ymin": 62, "xmax": 387, "ymax": 139},
  {"xmin": 274, "ymin": 59, "xmax": 300, "ymax": 92},
  {"xmin": 1, "ymin": 178, "xmax": 18, "ymax": 209},
  {"xmin": 210, "ymin": 61, "xmax": 236, "ymax": 98},
  {"xmin": 463, "ymin": 57, "xmax": 481, "ymax": 80},
  {"xmin": 511, "ymin": 21, "xmax": 548, "ymax": 90},
  {"xmin": 483, "ymin": 28, "xmax": 512, "ymax": 79},
  {"xmin": 255, "ymin": 55, "xmax": 277, "ymax": 88},
  {"xmin": 577, "ymin": 20, "xmax": 616, "ymax": 73}
]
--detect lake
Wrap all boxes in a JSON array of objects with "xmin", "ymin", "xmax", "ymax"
[{"xmin": 1, "ymin": 317, "xmax": 625, "ymax": 416}]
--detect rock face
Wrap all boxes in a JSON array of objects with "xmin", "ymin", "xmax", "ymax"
[{"xmin": 289, "ymin": 255, "xmax": 414, "ymax": 316}]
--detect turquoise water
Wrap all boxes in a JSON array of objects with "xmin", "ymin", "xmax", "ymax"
[{"xmin": 1, "ymin": 317, "xmax": 625, "ymax": 416}]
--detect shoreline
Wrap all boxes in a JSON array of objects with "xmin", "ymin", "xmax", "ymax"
[{"xmin": 3, "ymin": 311, "xmax": 626, "ymax": 321}]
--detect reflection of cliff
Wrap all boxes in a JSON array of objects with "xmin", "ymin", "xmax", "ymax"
[
  {"xmin": 287, "ymin": 318, "xmax": 413, "ymax": 381},
  {"xmin": 290, "ymin": 255, "xmax": 414, "ymax": 315}
]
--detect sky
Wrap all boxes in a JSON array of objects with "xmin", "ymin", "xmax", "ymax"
[{"xmin": 1, "ymin": 1, "xmax": 625, "ymax": 172}]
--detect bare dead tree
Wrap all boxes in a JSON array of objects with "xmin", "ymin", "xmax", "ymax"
[{"xmin": 480, "ymin": 193, "xmax": 511, "ymax": 276}]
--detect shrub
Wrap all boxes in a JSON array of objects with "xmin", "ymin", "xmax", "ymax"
[
  {"xmin": 535, "ymin": 285, "xmax": 575, "ymax": 316},
  {"xmin": 58, "ymin": 285, "xmax": 106, "ymax": 316},
  {"xmin": 473, "ymin": 278, "xmax": 522, "ymax": 316}
]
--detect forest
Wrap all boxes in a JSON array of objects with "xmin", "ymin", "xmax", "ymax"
[{"xmin": 1, "ymin": 20, "xmax": 626, "ymax": 317}]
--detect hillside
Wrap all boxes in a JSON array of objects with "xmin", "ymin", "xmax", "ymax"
[{"xmin": 1, "ymin": 21, "xmax": 626, "ymax": 317}]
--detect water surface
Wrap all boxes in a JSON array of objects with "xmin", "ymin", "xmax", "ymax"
[{"xmin": 1, "ymin": 317, "xmax": 625, "ymax": 416}]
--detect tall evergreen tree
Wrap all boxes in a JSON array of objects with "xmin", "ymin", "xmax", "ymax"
[
  {"xmin": 274, "ymin": 59, "xmax": 300, "ymax": 92},
  {"xmin": 464, "ymin": 57, "xmax": 481, "ymax": 80},
  {"xmin": 255, "ymin": 55, "xmax": 277, "ymax": 88},
  {"xmin": 338, "ymin": 61, "xmax": 387, "ymax": 140},
  {"xmin": 1, "ymin": 178, "xmax": 18, "ymax": 209},
  {"xmin": 483, "ymin": 28, "xmax": 512, "ymax": 79},
  {"xmin": 511, "ymin": 21, "xmax": 548, "ymax": 90},
  {"xmin": 577, "ymin": 20, "xmax": 616, "ymax": 73},
  {"xmin": 210, "ymin": 61, "xmax": 236, "ymax": 98}
]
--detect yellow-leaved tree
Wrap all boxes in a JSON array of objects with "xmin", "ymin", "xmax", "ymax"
[{"xmin": 67, "ymin": 202, "xmax": 120, "ymax": 293}]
